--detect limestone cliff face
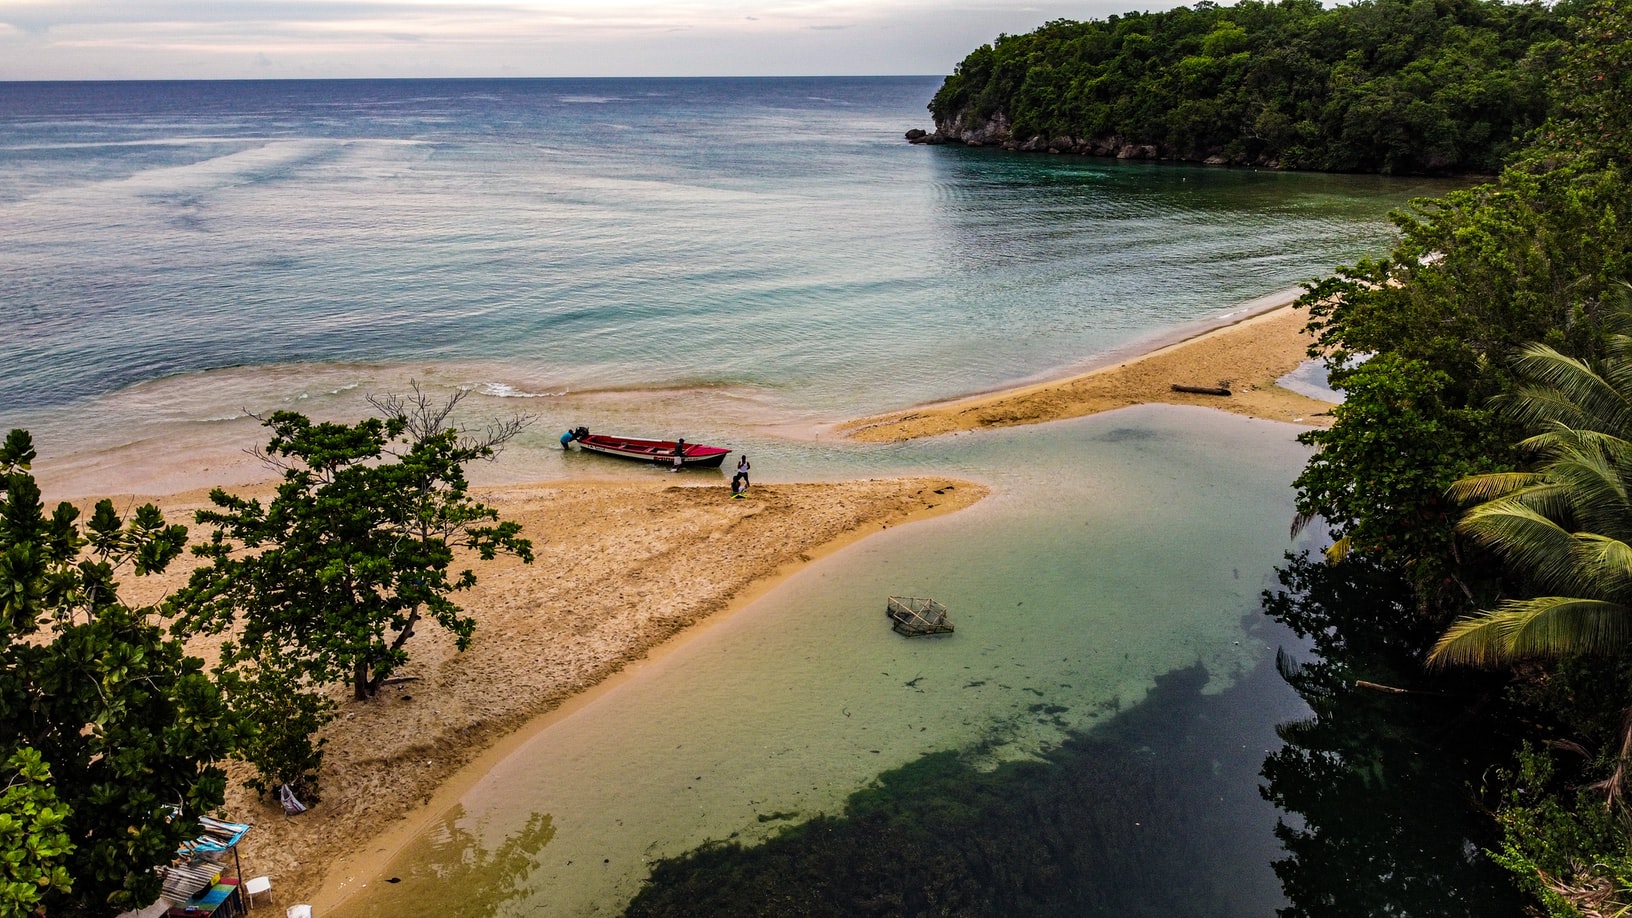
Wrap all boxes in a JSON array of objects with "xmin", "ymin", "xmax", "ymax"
[
  {"xmin": 941, "ymin": 109, "xmax": 1010, "ymax": 146},
  {"xmin": 909, "ymin": 106, "xmax": 1278, "ymax": 168}
]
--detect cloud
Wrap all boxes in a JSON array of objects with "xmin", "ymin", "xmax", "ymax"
[{"xmin": 0, "ymin": 0, "xmax": 1145, "ymax": 80}]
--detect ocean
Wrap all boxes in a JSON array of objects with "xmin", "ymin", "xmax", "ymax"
[
  {"xmin": 1, "ymin": 77, "xmax": 1483, "ymax": 916},
  {"xmin": 1, "ymin": 76, "xmax": 1453, "ymax": 494}
]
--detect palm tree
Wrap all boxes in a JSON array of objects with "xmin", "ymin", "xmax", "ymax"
[{"xmin": 1431, "ymin": 287, "xmax": 1632, "ymax": 796}]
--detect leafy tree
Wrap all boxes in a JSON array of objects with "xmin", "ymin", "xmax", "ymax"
[
  {"xmin": 171, "ymin": 389, "xmax": 533, "ymax": 797},
  {"xmin": 0, "ymin": 748, "xmax": 73, "ymax": 917},
  {"xmin": 0, "ymin": 429, "xmax": 239, "ymax": 916},
  {"xmin": 1487, "ymin": 743, "xmax": 1632, "ymax": 917},
  {"xmin": 218, "ymin": 658, "xmax": 334, "ymax": 804},
  {"xmin": 1292, "ymin": 132, "xmax": 1632, "ymax": 605}
]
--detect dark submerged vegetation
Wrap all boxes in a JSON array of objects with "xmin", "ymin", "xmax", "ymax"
[{"xmin": 628, "ymin": 662, "xmax": 1304, "ymax": 917}]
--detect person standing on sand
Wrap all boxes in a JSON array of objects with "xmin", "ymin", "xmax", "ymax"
[
  {"xmin": 671, "ymin": 438, "xmax": 686, "ymax": 472},
  {"xmin": 736, "ymin": 454, "xmax": 750, "ymax": 484}
]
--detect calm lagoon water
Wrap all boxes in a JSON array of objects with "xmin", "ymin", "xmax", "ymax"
[
  {"xmin": 326, "ymin": 407, "xmax": 1316, "ymax": 917},
  {"xmin": 0, "ymin": 77, "xmax": 1486, "ymax": 914}
]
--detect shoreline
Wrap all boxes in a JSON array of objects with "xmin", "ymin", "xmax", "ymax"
[
  {"xmin": 839, "ymin": 298, "xmax": 1334, "ymax": 442},
  {"xmin": 91, "ymin": 294, "xmax": 1330, "ymax": 909},
  {"xmin": 305, "ymin": 476, "xmax": 981, "ymax": 914},
  {"xmin": 124, "ymin": 476, "xmax": 988, "ymax": 907}
]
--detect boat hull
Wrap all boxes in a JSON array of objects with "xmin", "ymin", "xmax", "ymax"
[{"xmin": 574, "ymin": 434, "xmax": 730, "ymax": 468}]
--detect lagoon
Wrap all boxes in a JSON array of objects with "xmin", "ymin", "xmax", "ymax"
[{"xmin": 323, "ymin": 406, "xmax": 1317, "ymax": 916}]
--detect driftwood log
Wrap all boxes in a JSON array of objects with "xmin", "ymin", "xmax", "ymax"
[{"xmin": 1170, "ymin": 384, "xmax": 1232, "ymax": 396}]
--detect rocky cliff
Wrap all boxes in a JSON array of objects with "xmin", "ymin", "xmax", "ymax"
[{"xmin": 908, "ymin": 109, "xmax": 1262, "ymax": 167}]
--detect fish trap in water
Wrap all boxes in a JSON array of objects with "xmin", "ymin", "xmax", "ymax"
[{"xmin": 886, "ymin": 596, "xmax": 954, "ymax": 637}]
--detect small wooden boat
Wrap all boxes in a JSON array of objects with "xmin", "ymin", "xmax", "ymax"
[{"xmin": 565, "ymin": 427, "xmax": 731, "ymax": 468}]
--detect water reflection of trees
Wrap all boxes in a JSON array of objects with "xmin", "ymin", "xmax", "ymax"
[
  {"xmin": 629, "ymin": 660, "xmax": 1294, "ymax": 917},
  {"xmin": 1261, "ymin": 552, "xmax": 1523, "ymax": 917},
  {"xmin": 625, "ymin": 552, "xmax": 1533, "ymax": 916},
  {"xmin": 336, "ymin": 805, "xmax": 554, "ymax": 918}
]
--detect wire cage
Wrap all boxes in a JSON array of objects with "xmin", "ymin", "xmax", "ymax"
[{"xmin": 886, "ymin": 596, "xmax": 954, "ymax": 636}]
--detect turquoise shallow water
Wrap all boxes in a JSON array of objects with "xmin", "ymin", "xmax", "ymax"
[{"xmin": 325, "ymin": 406, "xmax": 1318, "ymax": 917}]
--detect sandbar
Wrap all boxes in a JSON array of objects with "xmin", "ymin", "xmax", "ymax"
[
  {"xmin": 840, "ymin": 299, "xmax": 1333, "ymax": 442},
  {"xmin": 117, "ymin": 476, "xmax": 985, "ymax": 905}
]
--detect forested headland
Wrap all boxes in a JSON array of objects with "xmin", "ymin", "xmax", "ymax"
[
  {"xmin": 920, "ymin": 0, "xmax": 1632, "ymax": 913},
  {"xmin": 915, "ymin": 0, "xmax": 1577, "ymax": 175}
]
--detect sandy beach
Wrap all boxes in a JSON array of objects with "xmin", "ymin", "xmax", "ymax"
[
  {"xmin": 101, "ymin": 299, "xmax": 1327, "ymax": 909},
  {"xmin": 114, "ymin": 476, "xmax": 982, "ymax": 906},
  {"xmin": 841, "ymin": 301, "xmax": 1332, "ymax": 441}
]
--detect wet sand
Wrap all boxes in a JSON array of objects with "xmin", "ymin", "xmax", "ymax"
[
  {"xmin": 841, "ymin": 301, "xmax": 1332, "ymax": 442},
  {"xmin": 108, "ymin": 299, "xmax": 1328, "ymax": 907},
  {"xmin": 120, "ymin": 476, "xmax": 985, "ymax": 905}
]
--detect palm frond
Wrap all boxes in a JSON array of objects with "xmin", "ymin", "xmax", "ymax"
[
  {"xmin": 1446, "ymin": 471, "xmax": 1546, "ymax": 505},
  {"xmin": 1571, "ymin": 534, "xmax": 1632, "ymax": 600},
  {"xmin": 1459, "ymin": 499, "xmax": 1589, "ymax": 593},
  {"xmin": 1542, "ymin": 451, "xmax": 1632, "ymax": 541},
  {"xmin": 1323, "ymin": 534, "xmax": 1351, "ymax": 564},
  {"xmin": 1429, "ymin": 597, "xmax": 1632, "ymax": 667},
  {"xmin": 1505, "ymin": 345, "xmax": 1632, "ymax": 433},
  {"xmin": 1499, "ymin": 384, "xmax": 1596, "ymax": 434}
]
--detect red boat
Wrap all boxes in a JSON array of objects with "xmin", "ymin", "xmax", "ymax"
[{"xmin": 563, "ymin": 427, "xmax": 731, "ymax": 468}]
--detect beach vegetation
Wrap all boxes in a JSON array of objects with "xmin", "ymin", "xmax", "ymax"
[
  {"xmin": 928, "ymin": 0, "xmax": 1572, "ymax": 174},
  {"xmin": 1432, "ymin": 297, "xmax": 1632, "ymax": 674},
  {"xmin": 1487, "ymin": 743, "xmax": 1632, "ymax": 916},
  {"xmin": 0, "ymin": 747, "xmax": 73, "ymax": 918},
  {"xmin": 0, "ymin": 428, "xmax": 241, "ymax": 917},
  {"xmin": 1273, "ymin": 0, "xmax": 1632, "ymax": 909},
  {"xmin": 169, "ymin": 387, "xmax": 533, "ymax": 799}
]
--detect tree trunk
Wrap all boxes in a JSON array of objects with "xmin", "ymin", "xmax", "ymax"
[
  {"xmin": 1593, "ymin": 704, "xmax": 1632, "ymax": 807},
  {"xmin": 353, "ymin": 659, "xmax": 369, "ymax": 702},
  {"xmin": 364, "ymin": 605, "xmax": 422, "ymax": 698}
]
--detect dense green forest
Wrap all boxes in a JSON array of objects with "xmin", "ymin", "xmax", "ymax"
[
  {"xmin": 1247, "ymin": 0, "xmax": 1632, "ymax": 912},
  {"xmin": 919, "ymin": 0, "xmax": 1577, "ymax": 174},
  {"xmin": 0, "ymin": 393, "xmax": 531, "ymax": 917}
]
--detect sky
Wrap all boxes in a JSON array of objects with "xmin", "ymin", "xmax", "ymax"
[{"xmin": 0, "ymin": 0, "xmax": 1177, "ymax": 81}]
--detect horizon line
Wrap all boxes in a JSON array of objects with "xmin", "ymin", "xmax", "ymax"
[{"xmin": 0, "ymin": 73, "xmax": 946, "ymax": 84}]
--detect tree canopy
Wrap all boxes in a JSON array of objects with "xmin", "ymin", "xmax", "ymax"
[
  {"xmin": 1271, "ymin": 1, "xmax": 1632, "ymax": 909},
  {"xmin": 928, "ymin": 0, "xmax": 1575, "ymax": 174},
  {"xmin": 0, "ymin": 429, "xmax": 239, "ymax": 917},
  {"xmin": 170, "ymin": 391, "xmax": 533, "ymax": 797}
]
